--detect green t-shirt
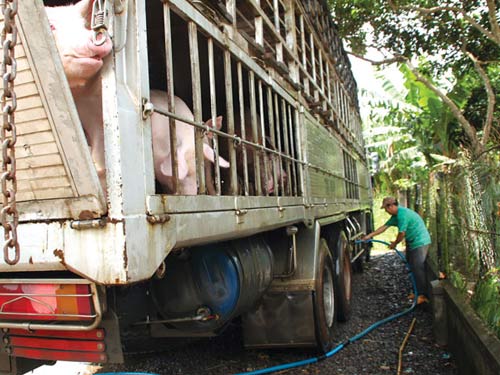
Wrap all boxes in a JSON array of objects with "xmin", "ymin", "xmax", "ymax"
[{"xmin": 385, "ymin": 206, "xmax": 431, "ymax": 250}]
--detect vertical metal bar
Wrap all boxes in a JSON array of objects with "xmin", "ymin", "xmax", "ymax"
[
  {"xmin": 342, "ymin": 88, "xmax": 348, "ymax": 129},
  {"xmin": 326, "ymin": 59, "xmax": 331, "ymax": 104},
  {"xmin": 273, "ymin": 0, "xmax": 280, "ymax": 30},
  {"xmin": 293, "ymin": 108, "xmax": 303, "ymax": 196},
  {"xmin": 188, "ymin": 21, "xmax": 205, "ymax": 194},
  {"xmin": 273, "ymin": 0, "xmax": 283, "ymax": 65},
  {"xmin": 319, "ymin": 50, "xmax": 324, "ymax": 96},
  {"xmin": 249, "ymin": 70, "xmax": 261, "ymax": 196},
  {"xmin": 310, "ymin": 34, "xmax": 317, "ymax": 102},
  {"xmin": 258, "ymin": 80, "xmax": 270, "ymax": 196},
  {"xmin": 287, "ymin": 104, "xmax": 297, "ymax": 196},
  {"xmin": 326, "ymin": 61, "xmax": 334, "ymax": 124},
  {"xmin": 226, "ymin": 0, "xmax": 236, "ymax": 26},
  {"xmin": 267, "ymin": 86, "xmax": 278, "ymax": 195},
  {"xmin": 285, "ymin": 0, "xmax": 298, "ymax": 84},
  {"xmin": 237, "ymin": 62, "xmax": 249, "ymax": 196},
  {"xmin": 273, "ymin": 93, "xmax": 283, "ymax": 195},
  {"xmin": 336, "ymin": 80, "xmax": 342, "ymax": 126},
  {"xmin": 207, "ymin": 38, "xmax": 222, "ymax": 195},
  {"xmin": 299, "ymin": 14, "xmax": 305, "ymax": 66},
  {"xmin": 299, "ymin": 15, "xmax": 308, "ymax": 96},
  {"xmin": 343, "ymin": 90, "xmax": 348, "ymax": 130},
  {"xmin": 255, "ymin": 0, "xmax": 264, "ymax": 48},
  {"xmin": 224, "ymin": 50, "xmax": 238, "ymax": 195},
  {"xmin": 281, "ymin": 98, "xmax": 291, "ymax": 196},
  {"xmin": 162, "ymin": 4, "xmax": 179, "ymax": 194}
]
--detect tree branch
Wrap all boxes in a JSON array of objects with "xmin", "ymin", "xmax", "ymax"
[
  {"xmin": 486, "ymin": 0, "xmax": 500, "ymax": 45},
  {"xmin": 405, "ymin": 61, "xmax": 484, "ymax": 155},
  {"xmin": 347, "ymin": 51, "xmax": 406, "ymax": 66},
  {"xmin": 463, "ymin": 49, "xmax": 496, "ymax": 146},
  {"xmin": 389, "ymin": 1, "xmax": 500, "ymax": 46}
]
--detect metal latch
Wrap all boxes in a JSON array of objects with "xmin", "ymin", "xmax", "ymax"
[
  {"xmin": 91, "ymin": 0, "xmax": 109, "ymax": 46},
  {"xmin": 70, "ymin": 219, "xmax": 106, "ymax": 230}
]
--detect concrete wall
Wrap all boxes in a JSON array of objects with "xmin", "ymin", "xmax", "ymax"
[
  {"xmin": 428, "ymin": 261, "xmax": 500, "ymax": 375},
  {"xmin": 442, "ymin": 282, "xmax": 500, "ymax": 375}
]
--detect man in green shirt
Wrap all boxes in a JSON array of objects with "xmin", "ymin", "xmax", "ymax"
[{"xmin": 362, "ymin": 196, "xmax": 431, "ymax": 304}]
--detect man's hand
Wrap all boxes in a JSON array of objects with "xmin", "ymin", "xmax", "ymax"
[
  {"xmin": 389, "ymin": 241, "xmax": 398, "ymax": 249},
  {"xmin": 361, "ymin": 235, "xmax": 371, "ymax": 241}
]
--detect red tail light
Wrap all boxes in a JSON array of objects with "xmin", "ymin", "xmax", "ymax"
[
  {"xmin": 3, "ymin": 328, "xmax": 108, "ymax": 363},
  {"xmin": 0, "ymin": 282, "xmax": 94, "ymax": 321},
  {"xmin": 0, "ymin": 280, "xmax": 107, "ymax": 363}
]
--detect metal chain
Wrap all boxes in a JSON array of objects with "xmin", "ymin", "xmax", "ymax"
[{"xmin": 0, "ymin": 0, "xmax": 19, "ymax": 265}]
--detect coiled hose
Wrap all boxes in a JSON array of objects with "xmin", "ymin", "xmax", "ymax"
[{"xmin": 233, "ymin": 239, "xmax": 418, "ymax": 375}]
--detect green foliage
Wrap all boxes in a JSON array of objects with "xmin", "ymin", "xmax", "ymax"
[
  {"xmin": 330, "ymin": 0, "xmax": 500, "ymax": 341},
  {"xmin": 330, "ymin": 0, "xmax": 499, "ymax": 73},
  {"xmin": 472, "ymin": 270, "xmax": 500, "ymax": 338},
  {"xmin": 330, "ymin": 0, "xmax": 500, "ymax": 153},
  {"xmin": 449, "ymin": 270, "xmax": 468, "ymax": 295}
]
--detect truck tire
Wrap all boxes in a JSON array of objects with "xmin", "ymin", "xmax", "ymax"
[
  {"xmin": 313, "ymin": 238, "xmax": 336, "ymax": 352},
  {"xmin": 334, "ymin": 231, "xmax": 352, "ymax": 321}
]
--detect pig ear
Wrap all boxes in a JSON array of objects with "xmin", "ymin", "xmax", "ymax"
[
  {"xmin": 177, "ymin": 158, "xmax": 189, "ymax": 180},
  {"xmin": 204, "ymin": 116, "xmax": 223, "ymax": 139},
  {"xmin": 76, "ymin": 0, "xmax": 94, "ymax": 26},
  {"xmin": 213, "ymin": 116, "xmax": 223, "ymax": 130},
  {"xmin": 203, "ymin": 144, "xmax": 230, "ymax": 168},
  {"xmin": 160, "ymin": 160, "xmax": 172, "ymax": 177},
  {"xmin": 219, "ymin": 156, "xmax": 230, "ymax": 168}
]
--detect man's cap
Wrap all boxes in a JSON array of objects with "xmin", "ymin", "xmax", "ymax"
[{"xmin": 381, "ymin": 196, "xmax": 397, "ymax": 208}]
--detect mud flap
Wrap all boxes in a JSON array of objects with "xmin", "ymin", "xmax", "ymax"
[{"xmin": 242, "ymin": 291, "xmax": 316, "ymax": 348}]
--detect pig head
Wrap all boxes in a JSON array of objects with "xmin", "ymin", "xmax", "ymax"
[
  {"xmin": 45, "ymin": 0, "xmax": 112, "ymax": 187},
  {"xmin": 150, "ymin": 90, "xmax": 229, "ymax": 195},
  {"xmin": 225, "ymin": 109, "xmax": 287, "ymax": 195}
]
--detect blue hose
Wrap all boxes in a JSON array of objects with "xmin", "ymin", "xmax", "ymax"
[{"xmin": 233, "ymin": 240, "xmax": 418, "ymax": 375}]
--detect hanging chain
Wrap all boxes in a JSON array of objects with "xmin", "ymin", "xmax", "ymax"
[{"xmin": 0, "ymin": 0, "xmax": 19, "ymax": 265}]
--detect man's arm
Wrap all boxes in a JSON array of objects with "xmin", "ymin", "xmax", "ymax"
[
  {"xmin": 389, "ymin": 231, "xmax": 406, "ymax": 249},
  {"xmin": 362, "ymin": 225, "xmax": 389, "ymax": 241}
]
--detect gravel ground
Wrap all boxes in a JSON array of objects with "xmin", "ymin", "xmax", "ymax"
[{"xmin": 92, "ymin": 250, "xmax": 457, "ymax": 375}]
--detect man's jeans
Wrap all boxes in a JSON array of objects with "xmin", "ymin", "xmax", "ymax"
[{"xmin": 407, "ymin": 244, "xmax": 429, "ymax": 297}]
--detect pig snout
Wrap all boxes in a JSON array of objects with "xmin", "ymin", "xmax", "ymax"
[{"xmin": 46, "ymin": 0, "xmax": 112, "ymax": 89}]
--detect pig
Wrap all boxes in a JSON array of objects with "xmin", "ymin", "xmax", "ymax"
[
  {"xmin": 46, "ymin": 0, "xmax": 228, "ymax": 195},
  {"xmin": 150, "ymin": 90, "xmax": 229, "ymax": 195},
  {"xmin": 222, "ymin": 109, "xmax": 287, "ymax": 196},
  {"xmin": 45, "ymin": 0, "xmax": 112, "ymax": 188}
]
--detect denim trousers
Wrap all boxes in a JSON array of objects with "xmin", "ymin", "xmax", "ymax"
[{"xmin": 406, "ymin": 244, "xmax": 429, "ymax": 296}]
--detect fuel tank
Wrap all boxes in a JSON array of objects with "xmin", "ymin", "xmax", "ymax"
[{"xmin": 150, "ymin": 235, "xmax": 274, "ymax": 333}]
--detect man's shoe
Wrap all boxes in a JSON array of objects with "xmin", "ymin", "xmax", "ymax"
[{"xmin": 417, "ymin": 295, "xmax": 429, "ymax": 304}]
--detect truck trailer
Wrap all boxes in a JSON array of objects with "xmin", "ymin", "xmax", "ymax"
[{"xmin": 0, "ymin": 0, "xmax": 372, "ymax": 373}]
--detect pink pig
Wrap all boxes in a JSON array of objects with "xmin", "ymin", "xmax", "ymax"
[
  {"xmin": 46, "ymin": 0, "xmax": 228, "ymax": 195},
  {"xmin": 45, "ymin": 0, "xmax": 112, "ymax": 188},
  {"xmin": 150, "ymin": 90, "xmax": 229, "ymax": 195}
]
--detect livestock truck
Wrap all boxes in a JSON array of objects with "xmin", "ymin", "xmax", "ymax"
[{"xmin": 0, "ymin": 0, "xmax": 373, "ymax": 373}]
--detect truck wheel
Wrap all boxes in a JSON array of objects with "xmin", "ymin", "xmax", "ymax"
[
  {"xmin": 314, "ymin": 239, "xmax": 336, "ymax": 352},
  {"xmin": 334, "ymin": 231, "xmax": 352, "ymax": 321}
]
